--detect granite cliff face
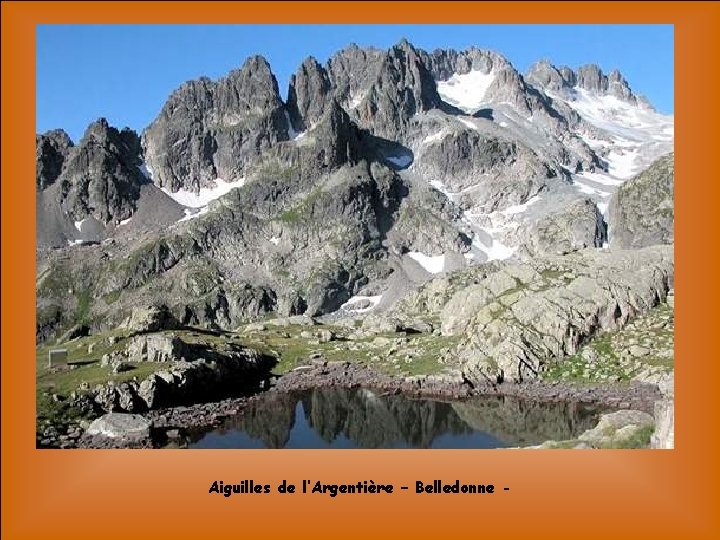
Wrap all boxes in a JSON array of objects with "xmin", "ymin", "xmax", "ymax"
[
  {"xmin": 608, "ymin": 154, "xmax": 674, "ymax": 249},
  {"xmin": 36, "ymin": 39, "xmax": 674, "ymax": 395}
]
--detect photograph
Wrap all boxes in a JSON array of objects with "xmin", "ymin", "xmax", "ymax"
[{"xmin": 34, "ymin": 23, "xmax": 674, "ymax": 450}]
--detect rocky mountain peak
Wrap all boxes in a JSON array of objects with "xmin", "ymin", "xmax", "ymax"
[
  {"xmin": 526, "ymin": 61, "xmax": 642, "ymax": 108},
  {"xmin": 424, "ymin": 47, "xmax": 507, "ymax": 82},
  {"xmin": 575, "ymin": 64, "xmax": 637, "ymax": 104},
  {"xmin": 219, "ymin": 55, "xmax": 284, "ymax": 115},
  {"xmin": 83, "ymin": 117, "xmax": 112, "ymax": 140},
  {"xmin": 606, "ymin": 68, "xmax": 634, "ymax": 101},
  {"xmin": 525, "ymin": 60, "xmax": 574, "ymax": 94},
  {"xmin": 287, "ymin": 56, "xmax": 333, "ymax": 131},
  {"xmin": 576, "ymin": 64, "xmax": 606, "ymax": 92},
  {"xmin": 326, "ymin": 44, "xmax": 386, "ymax": 106},
  {"xmin": 56, "ymin": 118, "xmax": 146, "ymax": 223},
  {"xmin": 352, "ymin": 40, "xmax": 441, "ymax": 139},
  {"xmin": 142, "ymin": 54, "xmax": 289, "ymax": 192}
]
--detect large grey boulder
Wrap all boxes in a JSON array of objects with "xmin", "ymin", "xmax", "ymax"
[
  {"xmin": 383, "ymin": 245, "xmax": 673, "ymax": 383},
  {"xmin": 524, "ymin": 198, "xmax": 607, "ymax": 255},
  {"xmin": 122, "ymin": 305, "xmax": 180, "ymax": 334},
  {"xmin": 578, "ymin": 410, "xmax": 654, "ymax": 448},
  {"xmin": 86, "ymin": 413, "xmax": 152, "ymax": 439},
  {"xmin": 126, "ymin": 334, "xmax": 186, "ymax": 362},
  {"xmin": 608, "ymin": 153, "xmax": 674, "ymax": 249}
]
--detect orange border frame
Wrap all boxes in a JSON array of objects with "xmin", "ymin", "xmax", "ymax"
[{"xmin": 3, "ymin": 2, "xmax": 719, "ymax": 539}]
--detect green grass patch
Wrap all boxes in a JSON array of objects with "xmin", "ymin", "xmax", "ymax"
[{"xmin": 74, "ymin": 287, "xmax": 92, "ymax": 323}]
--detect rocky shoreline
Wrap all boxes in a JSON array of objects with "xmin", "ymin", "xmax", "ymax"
[{"xmin": 56, "ymin": 361, "xmax": 663, "ymax": 449}]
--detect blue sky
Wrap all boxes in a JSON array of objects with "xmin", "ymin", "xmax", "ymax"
[{"xmin": 37, "ymin": 24, "xmax": 673, "ymax": 142}]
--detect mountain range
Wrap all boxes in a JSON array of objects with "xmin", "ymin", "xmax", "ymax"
[{"xmin": 36, "ymin": 38, "xmax": 674, "ymax": 366}]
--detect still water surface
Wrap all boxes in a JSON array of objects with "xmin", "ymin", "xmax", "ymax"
[{"xmin": 188, "ymin": 388, "xmax": 605, "ymax": 449}]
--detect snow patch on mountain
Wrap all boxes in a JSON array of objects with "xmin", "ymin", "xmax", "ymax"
[
  {"xmin": 407, "ymin": 252, "xmax": 446, "ymax": 274},
  {"xmin": 348, "ymin": 92, "xmax": 367, "ymax": 109},
  {"xmin": 162, "ymin": 178, "xmax": 245, "ymax": 208},
  {"xmin": 422, "ymin": 130, "xmax": 449, "ymax": 145},
  {"xmin": 559, "ymin": 88, "xmax": 673, "ymax": 145},
  {"xmin": 437, "ymin": 69, "xmax": 496, "ymax": 113},
  {"xmin": 501, "ymin": 195, "xmax": 542, "ymax": 216},
  {"xmin": 458, "ymin": 117, "xmax": 480, "ymax": 131},
  {"xmin": 138, "ymin": 163, "xmax": 154, "ymax": 181},
  {"xmin": 341, "ymin": 295, "xmax": 382, "ymax": 313},
  {"xmin": 284, "ymin": 110, "xmax": 306, "ymax": 141}
]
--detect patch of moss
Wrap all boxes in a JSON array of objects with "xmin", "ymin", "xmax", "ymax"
[
  {"xmin": 103, "ymin": 290, "xmax": 121, "ymax": 305},
  {"xmin": 278, "ymin": 209, "xmax": 302, "ymax": 223},
  {"xmin": 275, "ymin": 187, "xmax": 325, "ymax": 225}
]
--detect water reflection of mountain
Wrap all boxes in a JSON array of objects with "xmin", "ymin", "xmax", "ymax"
[
  {"xmin": 193, "ymin": 389, "xmax": 604, "ymax": 449},
  {"xmin": 451, "ymin": 398, "xmax": 601, "ymax": 447},
  {"xmin": 303, "ymin": 388, "xmax": 475, "ymax": 448}
]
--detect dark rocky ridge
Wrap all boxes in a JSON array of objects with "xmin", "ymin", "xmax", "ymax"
[
  {"xmin": 142, "ymin": 55, "xmax": 290, "ymax": 192},
  {"xmin": 36, "ymin": 118, "xmax": 148, "ymax": 224},
  {"xmin": 286, "ymin": 57, "xmax": 333, "ymax": 132},
  {"xmin": 36, "ymin": 129, "xmax": 74, "ymax": 190}
]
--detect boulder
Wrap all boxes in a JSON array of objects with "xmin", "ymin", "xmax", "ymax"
[
  {"xmin": 86, "ymin": 413, "xmax": 152, "ymax": 439},
  {"xmin": 122, "ymin": 305, "xmax": 180, "ymax": 334},
  {"xmin": 578, "ymin": 410, "xmax": 654, "ymax": 448},
  {"xmin": 126, "ymin": 334, "xmax": 186, "ymax": 363}
]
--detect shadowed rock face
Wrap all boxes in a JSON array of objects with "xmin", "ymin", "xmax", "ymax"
[
  {"xmin": 142, "ymin": 55, "xmax": 290, "ymax": 192},
  {"xmin": 55, "ymin": 118, "xmax": 147, "ymax": 223},
  {"xmin": 36, "ymin": 129, "xmax": 74, "ymax": 190},
  {"xmin": 609, "ymin": 154, "xmax": 674, "ymax": 249}
]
